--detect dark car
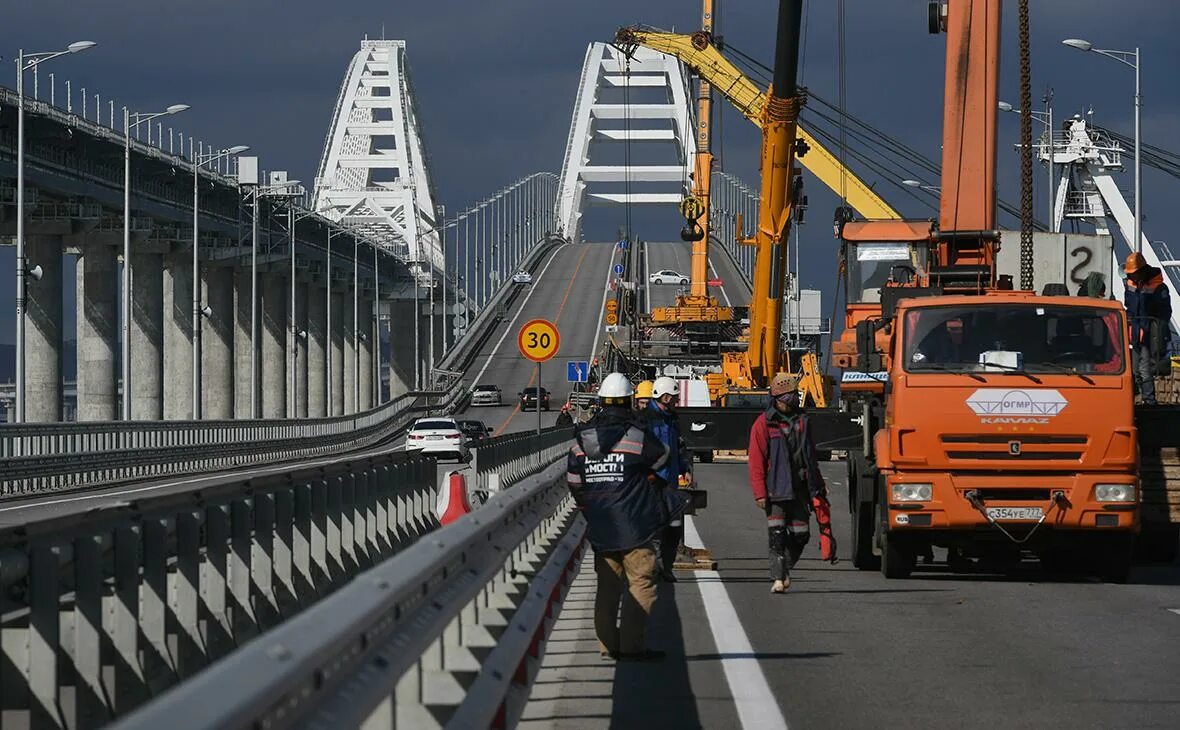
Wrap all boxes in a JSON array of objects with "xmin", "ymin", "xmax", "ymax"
[
  {"xmin": 456, "ymin": 419, "xmax": 493, "ymax": 444},
  {"xmin": 519, "ymin": 386, "xmax": 551, "ymax": 411}
]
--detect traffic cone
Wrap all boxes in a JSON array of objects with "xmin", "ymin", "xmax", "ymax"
[{"xmin": 436, "ymin": 470, "xmax": 473, "ymax": 526}]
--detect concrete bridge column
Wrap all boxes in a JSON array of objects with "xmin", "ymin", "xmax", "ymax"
[
  {"xmin": 344, "ymin": 292, "xmax": 357, "ymax": 415},
  {"xmin": 130, "ymin": 252, "xmax": 164, "ymax": 420},
  {"xmin": 163, "ymin": 249, "xmax": 194, "ymax": 420},
  {"xmin": 202, "ymin": 266, "xmax": 235, "ymax": 420},
  {"xmin": 76, "ymin": 241, "xmax": 118, "ymax": 421},
  {"xmin": 359, "ymin": 297, "xmax": 374, "ymax": 411},
  {"xmin": 261, "ymin": 274, "xmax": 286, "ymax": 419},
  {"xmin": 388, "ymin": 299, "xmax": 416, "ymax": 399},
  {"xmin": 291, "ymin": 281, "xmax": 309, "ymax": 418},
  {"xmin": 234, "ymin": 268, "xmax": 253, "ymax": 418},
  {"xmin": 307, "ymin": 285, "xmax": 327, "ymax": 418},
  {"xmin": 331, "ymin": 292, "xmax": 345, "ymax": 416},
  {"xmin": 24, "ymin": 235, "xmax": 63, "ymax": 421}
]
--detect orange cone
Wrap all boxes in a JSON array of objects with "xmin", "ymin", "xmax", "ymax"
[{"xmin": 436, "ymin": 470, "xmax": 473, "ymax": 526}]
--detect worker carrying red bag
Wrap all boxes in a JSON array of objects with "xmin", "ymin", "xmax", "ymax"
[{"xmin": 748, "ymin": 372, "xmax": 836, "ymax": 594}]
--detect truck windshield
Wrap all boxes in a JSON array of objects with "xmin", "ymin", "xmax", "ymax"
[
  {"xmin": 846, "ymin": 242, "xmax": 926, "ymax": 303},
  {"xmin": 903, "ymin": 304, "xmax": 1125, "ymax": 375}
]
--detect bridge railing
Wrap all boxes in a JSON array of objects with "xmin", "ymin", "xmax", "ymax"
[
  {"xmin": 0, "ymin": 386, "xmax": 468, "ymax": 497},
  {"xmin": 117, "ymin": 427, "xmax": 578, "ymax": 730},
  {"xmin": 0, "ymin": 426, "xmax": 576, "ymax": 728}
]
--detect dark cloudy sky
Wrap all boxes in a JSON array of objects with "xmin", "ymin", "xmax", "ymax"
[{"xmin": 3, "ymin": 0, "xmax": 1180, "ymax": 345}]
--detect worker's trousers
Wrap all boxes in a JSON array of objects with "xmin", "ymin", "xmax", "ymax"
[
  {"xmin": 766, "ymin": 499, "xmax": 810, "ymax": 580},
  {"xmin": 594, "ymin": 544, "xmax": 658, "ymax": 654},
  {"xmin": 1133, "ymin": 343, "xmax": 1157, "ymax": 403}
]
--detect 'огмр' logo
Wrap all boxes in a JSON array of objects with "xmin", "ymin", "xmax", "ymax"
[{"xmin": 965, "ymin": 389, "xmax": 1068, "ymax": 424}]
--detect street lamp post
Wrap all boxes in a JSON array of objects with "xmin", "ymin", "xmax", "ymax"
[
  {"xmin": 123, "ymin": 103, "xmax": 189, "ymax": 420},
  {"xmin": 901, "ymin": 179, "xmax": 941, "ymax": 194},
  {"xmin": 192, "ymin": 145, "xmax": 248, "ymax": 418},
  {"xmin": 14, "ymin": 40, "xmax": 96, "ymax": 423},
  {"xmin": 999, "ymin": 99, "xmax": 1055, "ymax": 229},
  {"xmin": 1063, "ymin": 38, "xmax": 1141, "ymax": 252}
]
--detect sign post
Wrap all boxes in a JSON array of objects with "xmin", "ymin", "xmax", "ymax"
[{"xmin": 518, "ymin": 318, "xmax": 561, "ymax": 435}]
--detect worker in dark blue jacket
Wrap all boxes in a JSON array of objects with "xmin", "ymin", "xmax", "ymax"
[
  {"xmin": 646, "ymin": 377, "xmax": 693, "ymax": 579},
  {"xmin": 1124, "ymin": 252, "xmax": 1173, "ymax": 405},
  {"xmin": 567, "ymin": 373, "xmax": 686, "ymax": 661}
]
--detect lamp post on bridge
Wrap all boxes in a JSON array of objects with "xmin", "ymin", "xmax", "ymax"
[
  {"xmin": 13, "ymin": 40, "xmax": 96, "ymax": 423},
  {"xmin": 999, "ymin": 97, "xmax": 1055, "ymax": 230},
  {"xmin": 1063, "ymin": 38, "xmax": 1141, "ymax": 252},
  {"xmin": 192, "ymin": 144, "xmax": 249, "ymax": 419},
  {"xmin": 123, "ymin": 102, "xmax": 189, "ymax": 421}
]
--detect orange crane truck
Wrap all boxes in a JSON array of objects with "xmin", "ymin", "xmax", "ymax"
[{"xmin": 833, "ymin": 0, "xmax": 1142, "ymax": 581}]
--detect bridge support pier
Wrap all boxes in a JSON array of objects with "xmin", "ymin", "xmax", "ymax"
[
  {"xmin": 359, "ymin": 297, "xmax": 374, "ymax": 411},
  {"xmin": 261, "ymin": 274, "xmax": 286, "ymax": 419},
  {"xmin": 307, "ymin": 285, "xmax": 327, "ymax": 418},
  {"xmin": 331, "ymin": 292, "xmax": 345, "ymax": 416},
  {"xmin": 202, "ymin": 266, "xmax": 235, "ymax": 420},
  {"xmin": 76, "ymin": 241, "xmax": 118, "ymax": 421},
  {"xmin": 234, "ymin": 268, "xmax": 253, "ymax": 418},
  {"xmin": 291, "ymin": 281, "xmax": 309, "ymax": 418},
  {"xmin": 130, "ymin": 252, "xmax": 164, "ymax": 420},
  {"xmin": 24, "ymin": 235, "xmax": 63, "ymax": 421},
  {"xmin": 344, "ymin": 293, "xmax": 357, "ymax": 415},
  {"xmin": 163, "ymin": 249, "xmax": 194, "ymax": 420},
  {"xmin": 388, "ymin": 300, "xmax": 416, "ymax": 399}
]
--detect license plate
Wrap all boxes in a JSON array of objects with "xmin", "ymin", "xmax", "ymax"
[
  {"xmin": 986, "ymin": 506, "xmax": 1043, "ymax": 521},
  {"xmin": 427, "ymin": 435, "xmax": 443, "ymax": 440}
]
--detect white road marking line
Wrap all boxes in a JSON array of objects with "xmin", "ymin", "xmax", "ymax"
[
  {"xmin": 707, "ymin": 256, "xmax": 734, "ymax": 308},
  {"xmin": 1167, "ymin": 608, "xmax": 1180, "ymax": 616},
  {"xmin": 684, "ymin": 515, "xmax": 789, "ymax": 730},
  {"xmin": 470, "ymin": 244, "xmax": 569, "ymax": 387}
]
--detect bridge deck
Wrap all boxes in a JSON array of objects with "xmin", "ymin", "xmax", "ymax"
[{"xmin": 522, "ymin": 460, "xmax": 1180, "ymax": 729}]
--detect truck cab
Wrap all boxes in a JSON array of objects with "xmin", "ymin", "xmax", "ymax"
[{"xmin": 861, "ymin": 292, "xmax": 1138, "ymax": 580}]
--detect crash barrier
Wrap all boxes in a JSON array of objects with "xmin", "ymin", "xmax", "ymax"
[
  {"xmin": 473, "ymin": 426, "xmax": 575, "ymax": 495},
  {"xmin": 117, "ymin": 458, "xmax": 580, "ymax": 730},
  {"xmin": 0, "ymin": 387, "xmax": 467, "ymax": 497},
  {"xmin": 0, "ymin": 446, "xmax": 442, "ymax": 729}
]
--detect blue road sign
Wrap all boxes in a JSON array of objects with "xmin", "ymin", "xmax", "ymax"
[
  {"xmin": 616, "ymin": 239, "xmax": 629, "ymax": 250},
  {"xmin": 613, "ymin": 263, "xmax": 624, "ymax": 275},
  {"xmin": 567, "ymin": 360, "xmax": 589, "ymax": 383}
]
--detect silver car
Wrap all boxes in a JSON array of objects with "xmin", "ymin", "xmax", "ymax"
[{"xmin": 470, "ymin": 384, "xmax": 503, "ymax": 407}]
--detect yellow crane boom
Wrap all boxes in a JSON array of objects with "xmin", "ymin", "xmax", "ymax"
[{"xmin": 615, "ymin": 27, "xmax": 900, "ymax": 221}]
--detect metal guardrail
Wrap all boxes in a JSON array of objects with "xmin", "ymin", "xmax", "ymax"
[
  {"xmin": 0, "ymin": 446, "xmax": 441, "ymax": 729},
  {"xmin": 117, "ymin": 442, "xmax": 579, "ymax": 729},
  {"xmin": 0, "ymin": 387, "xmax": 468, "ymax": 497},
  {"xmin": 0, "ymin": 425, "xmax": 575, "ymax": 729}
]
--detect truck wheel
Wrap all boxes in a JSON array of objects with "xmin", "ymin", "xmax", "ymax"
[
  {"xmin": 880, "ymin": 532, "xmax": 915, "ymax": 579},
  {"xmin": 1096, "ymin": 535, "xmax": 1135, "ymax": 584},
  {"xmin": 851, "ymin": 499, "xmax": 879, "ymax": 570}
]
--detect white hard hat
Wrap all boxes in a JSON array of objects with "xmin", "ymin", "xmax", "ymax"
[
  {"xmin": 653, "ymin": 376, "xmax": 680, "ymax": 398},
  {"xmin": 598, "ymin": 372, "xmax": 635, "ymax": 399}
]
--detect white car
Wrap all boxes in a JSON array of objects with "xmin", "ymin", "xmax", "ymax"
[
  {"xmin": 405, "ymin": 417, "xmax": 471, "ymax": 462},
  {"xmin": 470, "ymin": 384, "xmax": 503, "ymax": 406},
  {"xmin": 649, "ymin": 269, "xmax": 689, "ymax": 285},
  {"xmin": 511, "ymin": 271, "xmax": 533, "ymax": 284}
]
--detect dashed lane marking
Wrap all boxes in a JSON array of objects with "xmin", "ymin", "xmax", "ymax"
[
  {"xmin": 684, "ymin": 515, "xmax": 789, "ymax": 730},
  {"xmin": 1168, "ymin": 609, "xmax": 1180, "ymax": 616}
]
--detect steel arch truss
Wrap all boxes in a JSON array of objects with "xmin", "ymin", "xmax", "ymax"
[
  {"xmin": 556, "ymin": 42, "xmax": 695, "ymax": 243},
  {"xmin": 314, "ymin": 40, "xmax": 442, "ymax": 270}
]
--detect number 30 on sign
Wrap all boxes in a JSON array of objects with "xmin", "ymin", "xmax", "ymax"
[{"xmin": 517, "ymin": 319, "xmax": 561, "ymax": 362}]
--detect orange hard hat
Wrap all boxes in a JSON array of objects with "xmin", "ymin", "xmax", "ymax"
[
  {"xmin": 769, "ymin": 372, "xmax": 801, "ymax": 396},
  {"xmin": 1125, "ymin": 252, "xmax": 1147, "ymax": 274}
]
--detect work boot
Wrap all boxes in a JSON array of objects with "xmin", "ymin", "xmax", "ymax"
[{"xmin": 770, "ymin": 578, "xmax": 790, "ymax": 594}]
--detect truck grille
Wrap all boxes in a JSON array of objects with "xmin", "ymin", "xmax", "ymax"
[{"xmin": 941, "ymin": 434, "xmax": 1087, "ymax": 462}]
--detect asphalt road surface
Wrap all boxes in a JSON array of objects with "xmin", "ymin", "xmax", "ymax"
[{"xmin": 524, "ymin": 459, "xmax": 1180, "ymax": 729}]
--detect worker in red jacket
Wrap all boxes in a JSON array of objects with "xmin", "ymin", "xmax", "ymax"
[{"xmin": 748, "ymin": 373, "xmax": 829, "ymax": 593}]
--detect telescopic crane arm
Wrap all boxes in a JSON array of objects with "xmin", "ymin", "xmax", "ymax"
[{"xmin": 615, "ymin": 26, "xmax": 901, "ymax": 221}]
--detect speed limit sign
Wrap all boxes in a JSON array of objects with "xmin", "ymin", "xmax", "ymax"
[{"xmin": 517, "ymin": 319, "xmax": 561, "ymax": 362}]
